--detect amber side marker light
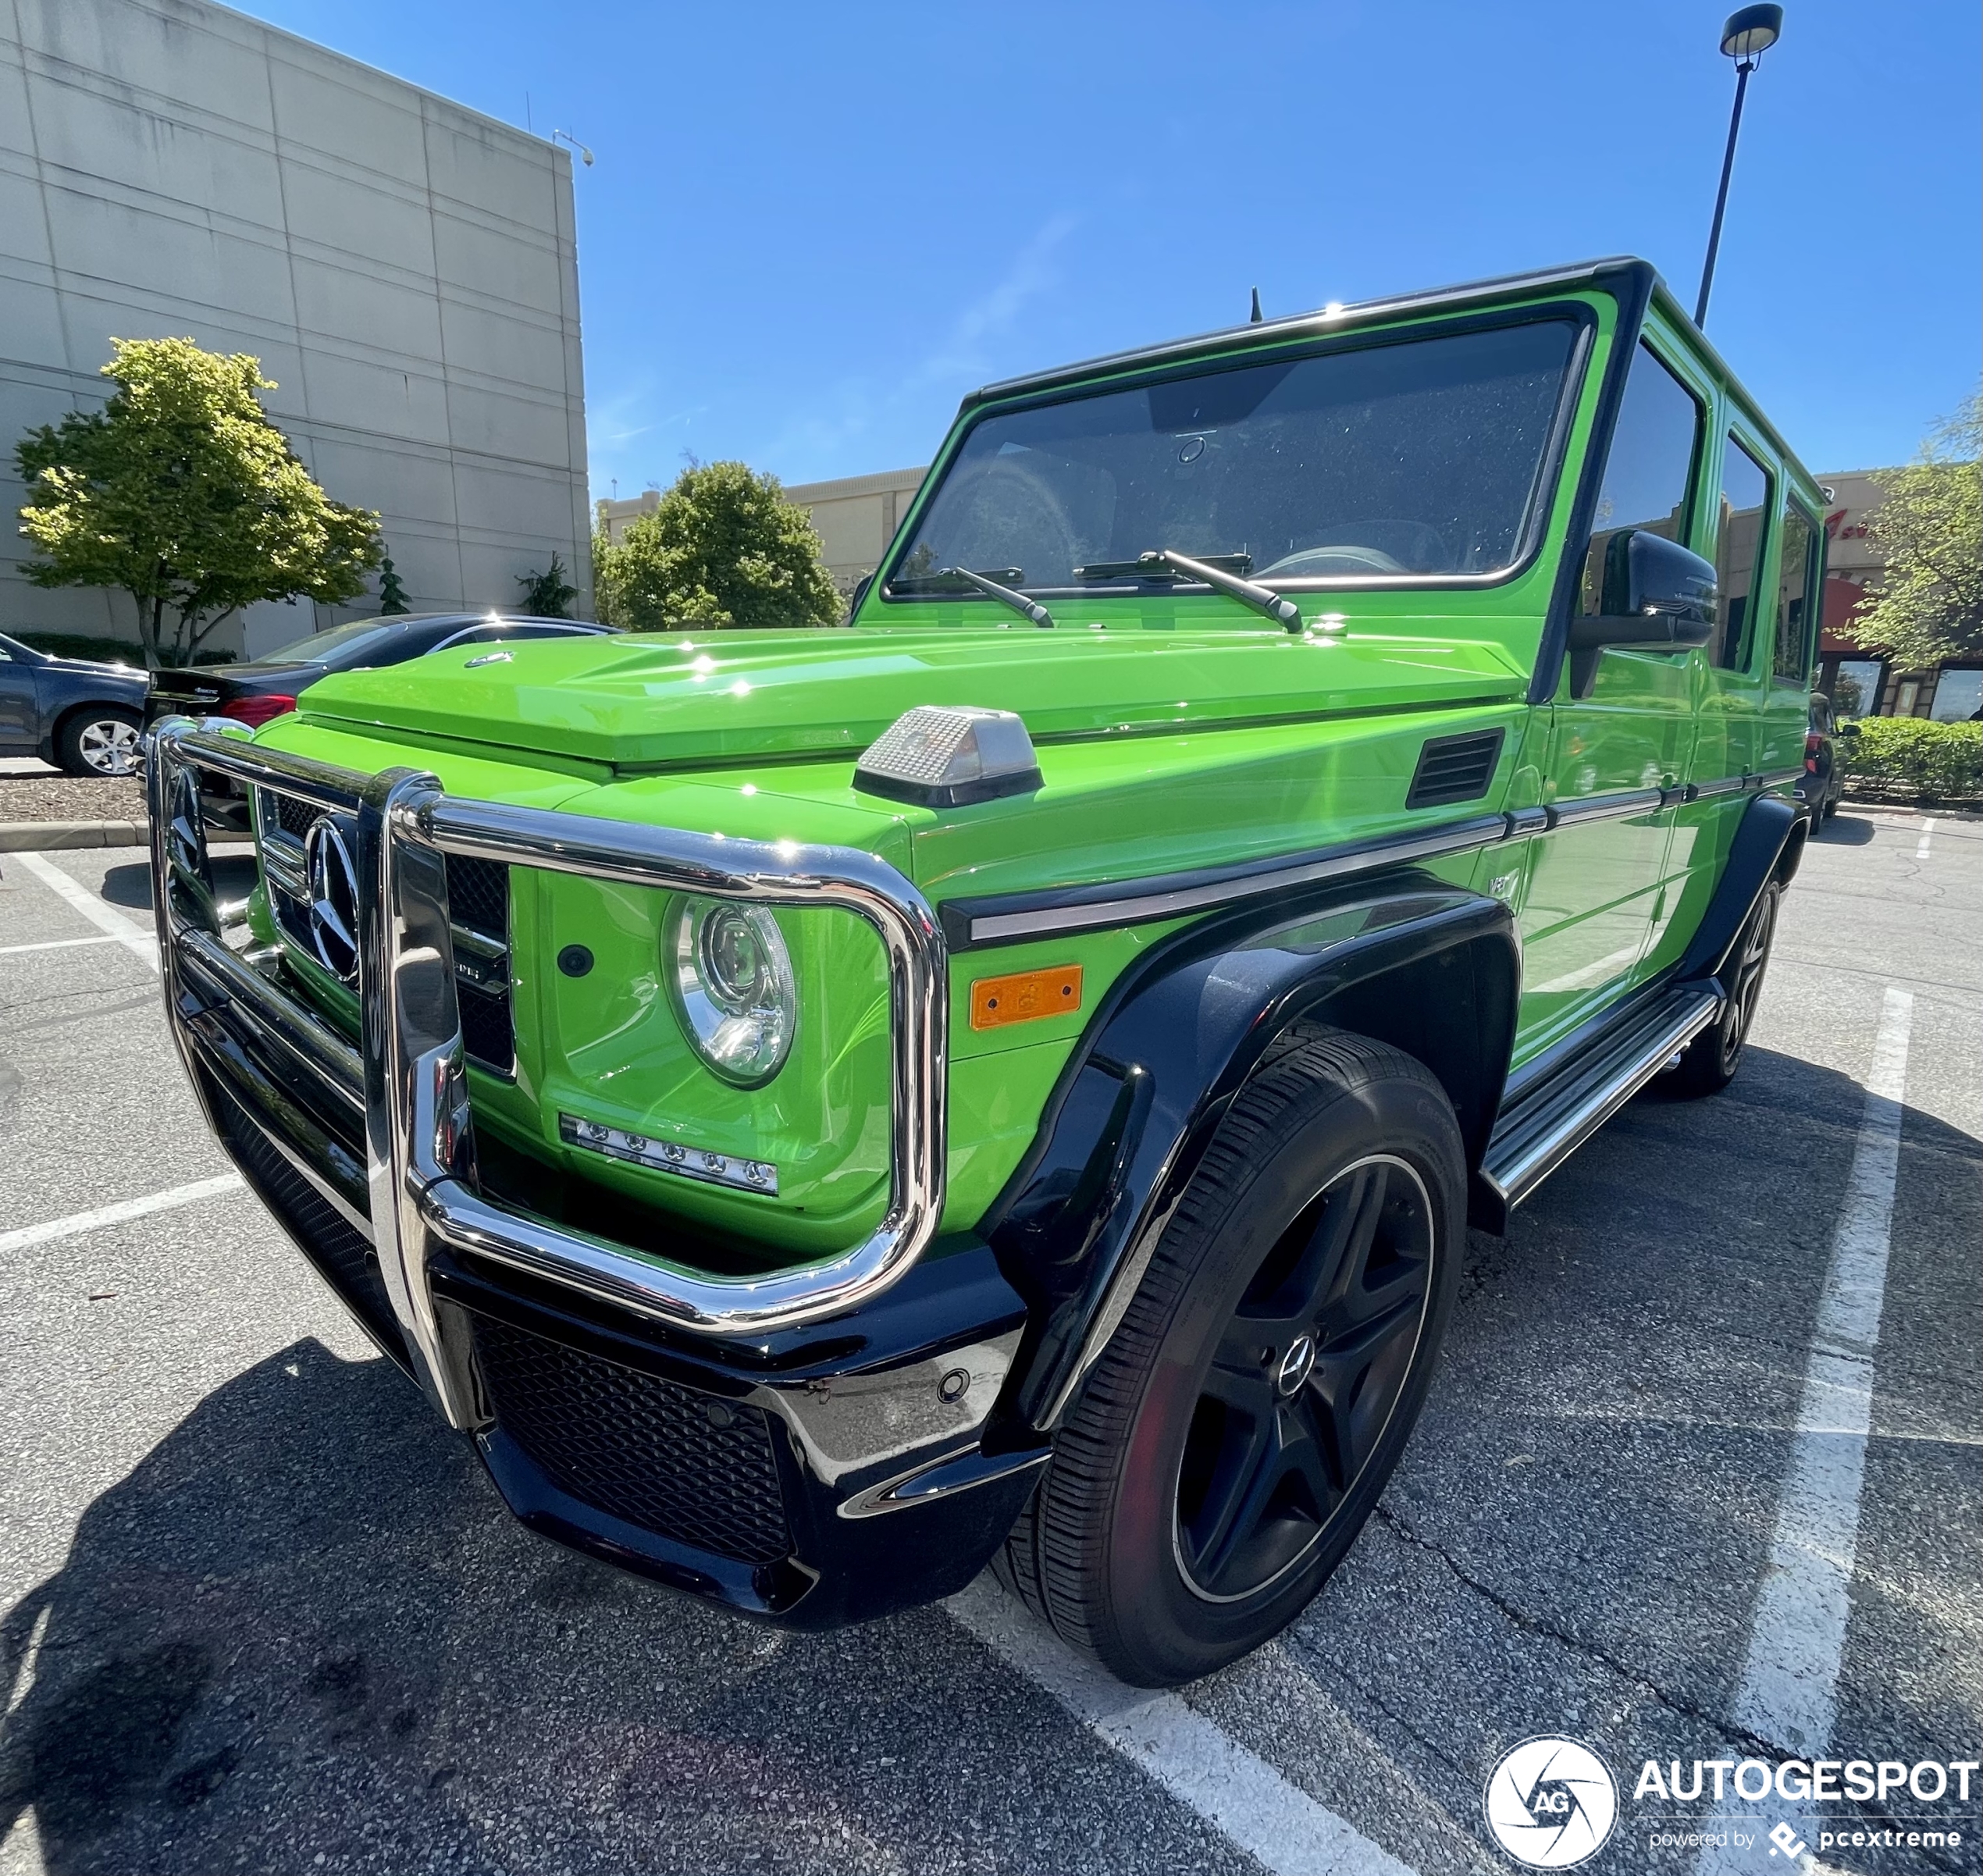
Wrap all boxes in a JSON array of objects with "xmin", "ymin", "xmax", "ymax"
[{"xmin": 970, "ymin": 964, "xmax": 1084, "ymax": 1031}]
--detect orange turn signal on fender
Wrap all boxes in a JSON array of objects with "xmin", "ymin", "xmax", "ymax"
[{"xmin": 970, "ymin": 964, "xmax": 1084, "ymax": 1031}]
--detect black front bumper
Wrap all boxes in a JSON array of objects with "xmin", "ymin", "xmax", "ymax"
[{"xmin": 186, "ymin": 992, "xmax": 1045, "ymax": 1628}]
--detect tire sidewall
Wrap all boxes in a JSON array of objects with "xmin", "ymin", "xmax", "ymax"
[
  {"xmin": 1093, "ymin": 1065, "xmax": 1465, "ymax": 1685},
  {"xmin": 1716, "ymin": 880, "xmax": 1781, "ymax": 1078}
]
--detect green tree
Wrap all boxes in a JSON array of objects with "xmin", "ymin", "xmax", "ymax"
[
  {"xmin": 14, "ymin": 336, "xmax": 382, "ymax": 668},
  {"xmin": 376, "ymin": 552, "xmax": 411, "ymax": 615},
  {"xmin": 1854, "ymin": 390, "xmax": 1982, "ymax": 671},
  {"xmin": 516, "ymin": 551, "xmax": 578, "ymax": 618},
  {"xmin": 593, "ymin": 461, "xmax": 838, "ymax": 631}
]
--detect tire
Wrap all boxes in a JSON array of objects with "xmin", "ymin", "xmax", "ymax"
[
  {"xmin": 1668, "ymin": 879, "xmax": 1781, "ymax": 1098},
  {"xmin": 55, "ymin": 705, "xmax": 142, "ymax": 777},
  {"xmin": 995, "ymin": 1025, "xmax": 1465, "ymax": 1687}
]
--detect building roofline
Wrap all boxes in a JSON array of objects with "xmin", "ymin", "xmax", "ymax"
[{"xmin": 190, "ymin": 0, "xmax": 568, "ymax": 164}]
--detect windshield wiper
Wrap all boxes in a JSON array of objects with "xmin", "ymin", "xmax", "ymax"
[
  {"xmin": 1137, "ymin": 549, "xmax": 1302, "ymax": 632},
  {"xmin": 937, "ymin": 565, "xmax": 1055, "ymax": 628}
]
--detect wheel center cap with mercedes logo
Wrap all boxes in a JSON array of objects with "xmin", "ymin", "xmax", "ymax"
[{"xmin": 304, "ymin": 817, "xmax": 361, "ymax": 983}]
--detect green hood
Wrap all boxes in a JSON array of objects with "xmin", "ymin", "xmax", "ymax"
[{"xmin": 294, "ymin": 623, "xmax": 1530, "ymax": 771}]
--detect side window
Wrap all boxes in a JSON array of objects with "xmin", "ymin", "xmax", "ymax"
[
  {"xmin": 1579, "ymin": 343, "xmax": 1704, "ymax": 614},
  {"xmin": 1714, "ymin": 435, "xmax": 1771, "ymax": 668},
  {"xmin": 1773, "ymin": 503, "xmax": 1821, "ymax": 683}
]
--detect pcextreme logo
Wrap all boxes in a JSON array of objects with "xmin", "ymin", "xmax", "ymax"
[{"xmin": 1483, "ymin": 1736, "xmax": 1619, "ymax": 1868}]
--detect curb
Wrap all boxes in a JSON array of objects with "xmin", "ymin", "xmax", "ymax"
[{"xmin": 0, "ymin": 819, "xmax": 149, "ymax": 851}]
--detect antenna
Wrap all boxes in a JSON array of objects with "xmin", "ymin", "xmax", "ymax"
[
  {"xmin": 1249, "ymin": 287, "xmax": 1263, "ymax": 324},
  {"xmin": 550, "ymin": 129, "xmax": 595, "ymax": 168}
]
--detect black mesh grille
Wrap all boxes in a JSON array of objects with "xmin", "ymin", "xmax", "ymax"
[
  {"xmin": 447, "ymin": 857, "xmax": 512, "ymax": 1074},
  {"xmin": 204, "ymin": 1070, "xmax": 399, "ymax": 1349},
  {"xmin": 258, "ymin": 787, "xmax": 319, "ymax": 842},
  {"xmin": 447, "ymin": 856, "xmax": 509, "ymax": 942},
  {"xmin": 459, "ymin": 981, "xmax": 514, "ymax": 1073},
  {"xmin": 1406, "ymin": 728, "xmax": 1506, "ymax": 810},
  {"xmin": 472, "ymin": 1316, "xmax": 792, "ymax": 1565}
]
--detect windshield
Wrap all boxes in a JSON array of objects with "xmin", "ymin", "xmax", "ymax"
[
  {"xmin": 888, "ymin": 318, "xmax": 1581, "ymax": 596},
  {"xmin": 262, "ymin": 618, "xmax": 412, "ymax": 664}
]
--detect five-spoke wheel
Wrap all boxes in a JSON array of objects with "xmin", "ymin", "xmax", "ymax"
[
  {"xmin": 996, "ymin": 1026, "xmax": 1464, "ymax": 1686},
  {"xmin": 1177, "ymin": 1154, "xmax": 1433, "ymax": 1602}
]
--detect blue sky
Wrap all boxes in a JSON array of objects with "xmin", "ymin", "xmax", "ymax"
[{"xmin": 243, "ymin": 0, "xmax": 1980, "ymax": 496}]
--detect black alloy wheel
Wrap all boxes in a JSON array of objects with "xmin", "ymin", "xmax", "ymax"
[
  {"xmin": 1176, "ymin": 1153, "xmax": 1433, "ymax": 1602},
  {"xmin": 1670, "ymin": 879, "xmax": 1781, "ymax": 1097},
  {"xmin": 996, "ymin": 1025, "xmax": 1465, "ymax": 1686}
]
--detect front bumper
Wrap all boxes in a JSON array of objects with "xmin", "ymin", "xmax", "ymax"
[{"xmin": 148, "ymin": 720, "xmax": 1048, "ymax": 1625}]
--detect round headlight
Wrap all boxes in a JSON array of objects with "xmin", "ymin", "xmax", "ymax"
[{"xmin": 667, "ymin": 896, "xmax": 796, "ymax": 1086}]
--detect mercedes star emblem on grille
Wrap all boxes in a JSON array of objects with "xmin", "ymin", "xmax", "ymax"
[{"xmin": 304, "ymin": 817, "xmax": 361, "ymax": 983}]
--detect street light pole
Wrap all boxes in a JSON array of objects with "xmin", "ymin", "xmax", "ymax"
[{"xmin": 1695, "ymin": 5, "xmax": 1784, "ymax": 330}]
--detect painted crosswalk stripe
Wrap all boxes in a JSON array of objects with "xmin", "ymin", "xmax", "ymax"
[
  {"xmin": 0, "ymin": 1174, "xmax": 245, "ymax": 1255},
  {"xmin": 12, "ymin": 852, "xmax": 159, "ymax": 972},
  {"xmin": 1915, "ymin": 817, "xmax": 1934, "ymax": 860},
  {"xmin": 949, "ymin": 1576, "xmax": 1415, "ymax": 1876}
]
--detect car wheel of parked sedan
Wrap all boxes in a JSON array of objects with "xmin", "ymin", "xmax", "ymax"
[
  {"xmin": 57, "ymin": 707, "xmax": 143, "ymax": 777},
  {"xmin": 995, "ymin": 1025, "xmax": 1465, "ymax": 1687},
  {"xmin": 1669, "ymin": 879, "xmax": 1782, "ymax": 1098}
]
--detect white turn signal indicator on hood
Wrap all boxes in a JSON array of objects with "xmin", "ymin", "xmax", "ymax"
[{"xmin": 853, "ymin": 705, "xmax": 1042, "ymax": 809}]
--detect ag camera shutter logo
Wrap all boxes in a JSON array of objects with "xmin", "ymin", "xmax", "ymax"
[{"xmin": 1483, "ymin": 1736, "xmax": 1618, "ymax": 1867}]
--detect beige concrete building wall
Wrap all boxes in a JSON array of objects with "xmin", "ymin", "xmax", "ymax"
[
  {"xmin": 783, "ymin": 467, "xmax": 926, "ymax": 596},
  {"xmin": 0, "ymin": 0, "xmax": 591, "ymax": 657}
]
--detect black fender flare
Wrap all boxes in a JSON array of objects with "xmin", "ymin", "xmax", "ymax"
[
  {"xmin": 1676, "ymin": 790, "xmax": 1810, "ymax": 989},
  {"xmin": 980, "ymin": 875, "xmax": 1518, "ymax": 1431}
]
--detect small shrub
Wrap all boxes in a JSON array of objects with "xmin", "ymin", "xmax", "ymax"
[{"xmin": 1839, "ymin": 717, "xmax": 1983, "ymax": 803}]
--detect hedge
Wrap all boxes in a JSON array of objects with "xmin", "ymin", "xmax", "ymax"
[
  {"xmin": 8, "ymin": 630, "xmax": 236, "ymax": 665},
  {"xmin": 1839, "ymin": 717, "xmax": 1983, "ymax": 804}
]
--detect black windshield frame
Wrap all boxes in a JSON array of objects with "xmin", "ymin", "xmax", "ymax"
[{"xmin": 880, "ymin": 302, "xmax": 1597, "ymax": 605}]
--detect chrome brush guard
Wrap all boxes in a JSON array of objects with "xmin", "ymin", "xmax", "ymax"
[{"xmin": 145, "ymin": 718, "xmax": 949, "ymax": 1430}]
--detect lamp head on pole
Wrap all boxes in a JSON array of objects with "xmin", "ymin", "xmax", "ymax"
[{"xmin": 1719, "ymin": 4, "xmax": 1783, "ymax": 61}]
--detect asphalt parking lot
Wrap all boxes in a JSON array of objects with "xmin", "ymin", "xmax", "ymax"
[{"xmin": 1, "ymin": 808, "xmax": 1978, "ymax": 1876}]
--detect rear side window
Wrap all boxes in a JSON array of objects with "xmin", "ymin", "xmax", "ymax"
[
  {"xmin": 1579, "ymin": 344, "xmax": 1704, "ymax": 614},
  {"xmin": 1774, "ymin": 503, "xmax": 1821, "ymax": 683},
  {"xmin": 1714, "ymin": 436, "xmax": 1772, "ymax": 668}
]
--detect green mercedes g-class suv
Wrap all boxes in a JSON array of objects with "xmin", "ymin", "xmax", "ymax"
[{"xmin": 149, "ymin": 258, "xmax": 1822, "ymax": 1688}]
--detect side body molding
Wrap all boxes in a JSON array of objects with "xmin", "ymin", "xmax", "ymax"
[{"xmin": 981, "ymin": 879, "xmax": 1518, "ymax": 1431}]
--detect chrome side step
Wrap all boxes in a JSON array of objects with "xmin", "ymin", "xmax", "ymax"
[{"xmin": 1480, "ymin": 987, "xmax": 1722, "ymax": 1216}]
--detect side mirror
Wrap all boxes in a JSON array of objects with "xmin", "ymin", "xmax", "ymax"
[
  {"xmin": 1839, "ymin": 720, "xmax": 1861, "ymax": 739},
  {"xmin": 1567, "ymin": 529, "xmax": 1719, "ymax": 698},
  {"xmin": 846, "ymin": 573, "xmax": 874, "ymax": 624}
]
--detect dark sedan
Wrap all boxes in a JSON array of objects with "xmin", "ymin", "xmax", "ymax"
[
  {"xmin": 0, "ymin": 631, "xmax": 152, "ymax": 775},
  {"xmin": 145, "ymin": 611, "xmax": 613, "ymax": 731},
  {"xmin": 147, "ymin": 611, "xmax": 613, "ymax": 828},
  {"xmin": 1799, "ymin": 689, "xmax": 1854, "ymax": 824}
]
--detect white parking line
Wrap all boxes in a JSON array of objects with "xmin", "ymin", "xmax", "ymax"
[
  {"xmin": 11, "ymin": 852, "xmax": 158, "ymax": 972},
  {"xmin": 0, "ymin": 932, "xmax": 128, "ymax": 956},
  {"xmin": 1915, "ymin": 817, "xmax": 1935, "ymax": 860},
  {"xmin": 1732, "ymin": 986, "xmax": 1915, "ymax": 1757},
  {"xmin": 949, "ymin": 1577, "xmax": 1415, "ymax": 1876},
  {"xmin": 0, "ymin": 1173, "xmax": 245, "ymax": 1254}
]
